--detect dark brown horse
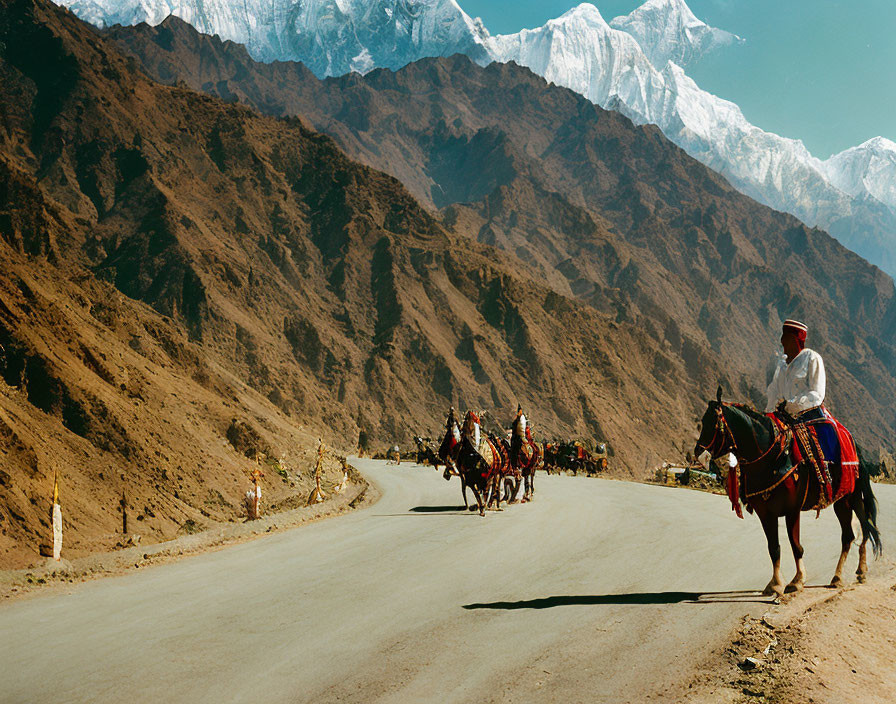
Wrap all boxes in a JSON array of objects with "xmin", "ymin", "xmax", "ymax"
[
  {"xmin": 438, "ymin": 408, "xmax": 468, "ymax": 508},
  {"xmin": 414, "ymin": 436, "xmax": 442, "ymax": 469},
  {"xmin": 488, "ymin": 433, "xmax": 520, "ymax": 505},
  {"xmin": 695, "ymin": 390, "xmax": 881, "ymax": 595},
  {"xmin": 457, "ymin": 410, "xmax": 508, "ymax": 516}
]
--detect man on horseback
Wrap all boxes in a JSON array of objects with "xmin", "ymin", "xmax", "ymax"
[
  {"xmin": 765, "ymin": 319, "xmax": 825, "ymax": 419},
  {"xmin": 692, "ymin": 319, "xmax": 879, "ymax": 596},
  {"xmin": 765, "ymin": 318, "xmax": 856, "ymax": 509}
]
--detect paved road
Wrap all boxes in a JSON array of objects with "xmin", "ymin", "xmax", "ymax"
[{"xmin": 2, "ymin": 461, "xmax": 894, "ymax": 703}]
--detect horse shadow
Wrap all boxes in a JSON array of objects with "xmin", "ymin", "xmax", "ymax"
[
  {"xmin": 372, "ymin": 505, "xmax": 473, "ymax": 516},
  {"xmin": 462, "ymin": 590, "xmax": 776, "ymax": 610},
  {"xmin": 409, "ymin": 506, "xmax": 470, "ymax": 513}
]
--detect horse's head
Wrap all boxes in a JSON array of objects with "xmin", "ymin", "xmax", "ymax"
[
  {"xmin": 462, "ymin": 410, "xmax": 480, "ymax": 436},
  {"xmin": 694, "ymin": 386, "xmax": 729, "ymax": 464},
  {"xmin": 439, "ymin": 409, "xmax": 462, "ymax": 460}
]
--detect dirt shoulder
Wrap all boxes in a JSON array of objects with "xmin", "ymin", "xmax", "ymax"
[
  {"xmin": 0, "ymin": 464, "xmax": 380, "ymax": 603},
  {"xmin": 670, "ymin": 567, "xmax": 896, "ymax": 703}
]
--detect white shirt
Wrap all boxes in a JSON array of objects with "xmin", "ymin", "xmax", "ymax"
[{"xmin": 765, "ymin": 348, "xmax": 826, "ymax": 414}]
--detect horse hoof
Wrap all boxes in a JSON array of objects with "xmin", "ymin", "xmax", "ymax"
[
  {"xmin": 762, "ymin": 583, "xmax": 783, "ymax": 597},
  {"xmin": 784, "ymin": 582, "xmax": 803, "ymax": 594},
  {"xmin": 828, "ymin": 576, "xmax": 843, "ymax": 589},
  {"xmin": 856, "ymin": 574, "xmax": 867, "ymax": 584}
]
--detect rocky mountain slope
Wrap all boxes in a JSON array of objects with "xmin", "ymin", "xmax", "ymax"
[
  {"xmin": 107, "ymin": 12, "xmax": 896, "ymax": 457},
  {"xmin": 485, "ymin": 4, "xmax": 896, "ymax": 279},
  {"xmin": 0, "ymin": 0, "xmax": 737, "ymax": 567},
  {"xmin": 59, "ymin": 0, "xmax": 896, "ymax": 278}
]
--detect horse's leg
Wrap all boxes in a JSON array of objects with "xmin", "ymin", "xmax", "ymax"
[
  {"xmin": 857, "ymin": 541, "xmax": 868, "ymax": 583},
  {"xmin": 851, "ymin": 493, "xmax": 870, "ymax": 583},
  {"xmin": 509, "ymin": 474, "xmax": 521, "ymax": 503},
  {"xmin": 784, "ymin": 509, "xmax": 806, "ymax": 593},
  {"xmin": 470, "ymin": 482, "xmax": 485, "ymax": 517},
  {"xmin": 757, "ymin": 507, "xmax": 784, "ymax": 596},
  {"xmin": 830, "ymin": 498, "xmax": 856, "ymax": 587},
  {"xmin": 493, "ymin": 473, "xmax": 503, "ymax": 511},
  {"xmin": 857, "ymin": 535, "xmax": 869, "ymax": 584}
]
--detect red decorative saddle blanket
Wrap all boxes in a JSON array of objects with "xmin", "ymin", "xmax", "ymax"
[
  {"xmin": 727, "ymin": 410, "xmax": 858, "ymax": 517},
  {"xmin": 769, "ymin": 410, "xmax": 858, "ymax": 506}
]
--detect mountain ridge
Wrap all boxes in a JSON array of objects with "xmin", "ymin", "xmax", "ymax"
[
  {"xmin": 55, "ymin": 0, "xmax": 896, "ymax": 278},
  {"xmin": 106, "ymin": 14, "xmax": 896, "ymax": 450},
  {"xmin": 608, "ymin": 0, "xmax": 743, "ymax": 69}
]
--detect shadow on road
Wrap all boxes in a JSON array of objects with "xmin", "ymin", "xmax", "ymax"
[
  {"xmin": 463, "ymin": 590, "xmax": 775, "ymax": 609},
  {"xmin": 373, "ymin": 506, "xmax": 476, "ymax": 516},
  {"xmin": 409, "ymin": 506, "xmax": 470, "ymax": 513}
]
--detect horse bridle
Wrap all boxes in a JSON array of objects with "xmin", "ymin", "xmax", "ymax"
[
  {"xmin": 697, "ymin": 403, "xmax": 788, "ymax": 468},
  {"xmin": 696, "ymin": 405, "xmax": 736, "ymax": 461}
]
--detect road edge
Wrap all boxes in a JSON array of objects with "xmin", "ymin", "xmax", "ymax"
[{"xmin": 0, "ymin": 459, "xmax": 384, "ymax": 603}]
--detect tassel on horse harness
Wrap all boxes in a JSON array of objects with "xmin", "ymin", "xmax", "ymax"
[{"xmin": 709, "ymin": 404, "xmax": 796, "ymax": 502}]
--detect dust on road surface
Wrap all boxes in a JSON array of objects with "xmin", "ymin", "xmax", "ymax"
[{"xmin": 2, "ymin": 459, "xmax": 893, "ymax": 703}]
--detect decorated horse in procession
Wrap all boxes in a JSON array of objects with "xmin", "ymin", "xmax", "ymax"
[
  {"xmin": 438, "ymin": 407, "xmax": 467, "ymax": 507},
  {"xmin": 695, "ymin": 385, "xmax": 881, "ymax": 596},
  {"xmin": 437, "ymin": 407, "xmax": 517, "ymax": 515},
  {"xmin": 509, "ymin": 405, "xmax": 541, "ymax": 501},
  {"xmin": 413, "ymin": 436, "xmax": 443, "ymax": 469}
]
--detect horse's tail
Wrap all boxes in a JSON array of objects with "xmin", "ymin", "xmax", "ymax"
[{"xmin": 856, "ymin": 447, "xmax": 882, "ymax": 558}]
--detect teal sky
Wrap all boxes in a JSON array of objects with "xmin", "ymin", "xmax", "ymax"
[{"xmin": 461, "ymin": 1, "xmax": 896, "ymax": 158}]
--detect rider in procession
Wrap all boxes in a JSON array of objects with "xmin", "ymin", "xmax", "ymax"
[{"xmin": 510, "ymin": 404, "xmax": 527, "ymax": 466}]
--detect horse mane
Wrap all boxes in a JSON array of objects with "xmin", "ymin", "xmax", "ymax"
[{"xmin": 724, "ymin": 402, "xmax": 775, "ymax": 434}]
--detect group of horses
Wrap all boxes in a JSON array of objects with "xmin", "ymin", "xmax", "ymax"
[
  {"xmin": 415, "ymin": 407, "xmax": 542, "ymax": 516},
  {"xmin": 543, "ymin": 440, "xmax": 609, "ymax": 475},
  {"xmin": 407, "ymin": 388, "xmax": 884, "ymax": 595}
]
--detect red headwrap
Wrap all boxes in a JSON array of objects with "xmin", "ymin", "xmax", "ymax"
[{"xmin": 782, "ymin": 319, "xmax": 808, "ymax": 349}]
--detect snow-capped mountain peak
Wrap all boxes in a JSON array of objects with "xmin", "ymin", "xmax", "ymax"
[
  {"xmin": 485, "ymin": 3, "xmax": 666, "ymax": 117},
  {"xmin": 824, "ymin": 137, "xmax": 896, "ymax": 212},
  {"xmin": 553, "ymin": 2, "xmax": 606, "ymax": 25},
  {"xmin": 609, "ymin": 0, "xmax": 743, "ymax": 69}
]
